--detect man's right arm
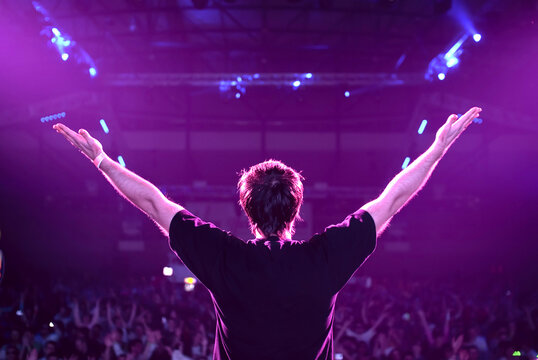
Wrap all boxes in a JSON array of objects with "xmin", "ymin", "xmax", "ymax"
[
  {"xmin": 53, "ymin": 123, "xmax": 182, "ymax": 236},
  {"xmin": 360, "ymin": 106, "xmax": 482, "ymax": 236}
]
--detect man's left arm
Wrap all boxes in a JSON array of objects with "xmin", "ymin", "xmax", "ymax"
[{"xmin": 53, "ymin": 123, "xmax": 181, "ymax": 236}]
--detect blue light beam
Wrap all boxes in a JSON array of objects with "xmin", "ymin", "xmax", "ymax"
[
  {"xmin": 444, "ymin": 35, "xmax": 468, "ymax": 60},
  {"xmin": 99, "ymin": 119, "xmax": 109, "ymax": 134},
  {"xmin": 418, "ymin": 120, "xmax": 428, "ymax": 134},
  {"xmin": 117, "ymin": 156, "xmax": 126, "ymax": 167}
]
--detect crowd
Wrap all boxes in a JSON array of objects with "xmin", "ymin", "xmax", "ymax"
[{"xmin": 0, "ymin": 270, "xmax": 536, "ymax": 360}]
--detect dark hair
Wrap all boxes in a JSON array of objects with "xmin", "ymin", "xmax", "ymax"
[{"xmin": 238, "ymin": 160, "xmax": 304, "ymax": 238}]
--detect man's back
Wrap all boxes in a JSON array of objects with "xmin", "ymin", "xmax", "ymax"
[
  {"xmin": 53, "ymin": 107, "xmax": 482, "ymax": 359},
  {"xmin": 168, "ymin": 208, "xmax": 376, "ymax": 360}
]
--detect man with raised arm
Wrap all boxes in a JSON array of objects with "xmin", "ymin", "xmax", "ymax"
[{"xmin": 53, "ymin": 106, "xmax": 482, "ymax": 360}]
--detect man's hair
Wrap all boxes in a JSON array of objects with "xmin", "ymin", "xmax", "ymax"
[{"xmin": 238, "ymin": 160, "xmax": 304, "ymax": 238}]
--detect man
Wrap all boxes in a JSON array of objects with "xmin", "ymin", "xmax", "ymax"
[{"xmin": 53, "ymin": 106, "xmax": 482, "ymax": 359}]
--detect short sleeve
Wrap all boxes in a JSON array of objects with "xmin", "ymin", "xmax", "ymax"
[
  {"xmin": 309, "ymin": 210, "xmax": 377, "ymax": 294},
  {"xmin": 168, "ymin": 209, "xmax": 244, "ymax": 290}
]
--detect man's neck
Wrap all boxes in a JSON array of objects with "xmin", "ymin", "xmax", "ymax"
[{"xmin": 255, "ymin": 228, "xmax": 292, "ymax": 240}]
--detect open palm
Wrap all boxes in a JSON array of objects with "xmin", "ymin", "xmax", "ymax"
[
  {"xmin": 434, "ymin": 106, "xmax": 482, "ymax": 152},
  {"xmin": 53, "ymin": 123, "xmax": 103, "ymax": 161}
]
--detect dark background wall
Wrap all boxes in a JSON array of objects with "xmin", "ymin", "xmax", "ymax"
[{"xmin": 0, "ymin": 0, "xmax": 537, "ymax": 286}]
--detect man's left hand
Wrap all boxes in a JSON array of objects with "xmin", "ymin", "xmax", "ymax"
[{"xmin": 53, "ymin": 123, "xmax": 104, "ymax": 161}]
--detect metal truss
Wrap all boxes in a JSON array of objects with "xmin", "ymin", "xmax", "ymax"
[
  {"xmin": 21, "ymin": 0, "xmax": 460, "ymax": 74},
  {"xmin": 104, "ymin": 71, "xmax": 425, "ymax": 87}
]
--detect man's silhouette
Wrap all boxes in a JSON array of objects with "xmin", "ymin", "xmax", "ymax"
[{"xmin": 53, "ymin": 106, "xmax": 482, "ymax": 359}]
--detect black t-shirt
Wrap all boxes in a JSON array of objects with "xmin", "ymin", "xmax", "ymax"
[{"xmin": 168, "ymin": 209, "xmax": 377, "ymax": 360}]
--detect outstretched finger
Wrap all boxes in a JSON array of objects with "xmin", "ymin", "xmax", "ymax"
[
  {"xmin": 55, "ymin": 127, "xmax": 78, "ymax": 147},
  {"xmin": 446, "ymin": 114, "xmax": 458, "ymax": 124},
  {"xmin": 464, "ymin": 107, "xmax": 482, "ymax": 128},
  {"xmin": 54, "ymin": 123, "xmax": 84, "ymax": 145},
  {"xmin": 54, "ymin": 123, "xmax": 79, "ymax": 138},
  {"xmin": 78, "ymin": 128, "xmax": 93, "ymax": 141},
  {"xmin": 454, "ymin": 107, "xmax": 481, "ymax": 129}
]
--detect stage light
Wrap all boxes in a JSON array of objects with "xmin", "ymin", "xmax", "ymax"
[
  {"xmin": 418, "ymin": 119, "xmax": 428, "ymax": 134},
  {"xmin": 16, "ymin": 310, "xmax": 23, "ymax": 316},
  {"xmin": 162, "ymin": 266, "xmax": 173, "ymax": 276},
  {"xmin": 402, "ymin": 156, "xmax": 411, "ymax": 169},
  {"xmin": 184, "ymin": 277, "xmax": 196, "ymax": 284},
  {"xmin": 34, "ymin": 2, "xmax": 97, "ymax": 78},
  {"xmin": 344, "ymin": 91, "xmax": 350, "ymax": 97},
  {"xmin": 438, "ymin": 73, "xmax": 446, "ymax": 81},
  {"xmin": 473, "ymin": 33, "xmax": 482, "ymax": 42},
  {"xmin": 49, "ymin": 322, "xmax": 54, "ymax": 328},
  {"xmin": 235, "ymin": 93, "xmax": 241, "ymax": 99},
  {"xmin": 117, "ymin": 156, "xmax": 126, "ymax": 167},
  {"xmin": 219, "ymin": 80, "xmax": 230, "ymax": 92},
  {"xmin": 253, "ymin": 73, "xmax": 260, "ymax": 79},
  {"xmin": 446, "ymin": 56, "xmax": 459, "ymax": 68},
  {"xmin": 292, "ymin": 80, "xmax": 301, "ymax": 88},
  {"xmin": 99, "ymin": 119, "xmax": 109, "ymax": 134},
  {"xmin": 184, "ymin": 276, "xmax": 197, "ymax": 292},
  {"xmin": 237, "ymin": 76, "xmax": 242, "ymax": 82},
  {"xmin": 512, "ymin": 351, "xmax": 521, "ymax": 356},
  {"xmin": 40, "ymin": 111, "xmax": 66, "ymax": 123},
  {"xmin": 445, "ymin": 38, "xmax": 465, "ymax": 60},
  {"xmin": 305, "ymin": 73, "xmax": 313, "ymax": 79},
  {"xmin": 89, "ymin": 67, "xmax": 97, "ymax": 77}
]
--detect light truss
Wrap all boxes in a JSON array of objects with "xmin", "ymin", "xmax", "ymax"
[{"xmin": 104, "ymin": 72, "xmax": 425, "ymax": 87}]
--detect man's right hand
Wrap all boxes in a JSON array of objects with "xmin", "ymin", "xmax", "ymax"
[{"xmin": 432, "ymin": 106, "xmax": 482, "ymax": 155}]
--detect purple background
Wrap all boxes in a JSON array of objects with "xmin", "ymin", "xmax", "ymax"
[{"xmin": 0, "ymin": 0, "xmax": 537, "ymax": 285}]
